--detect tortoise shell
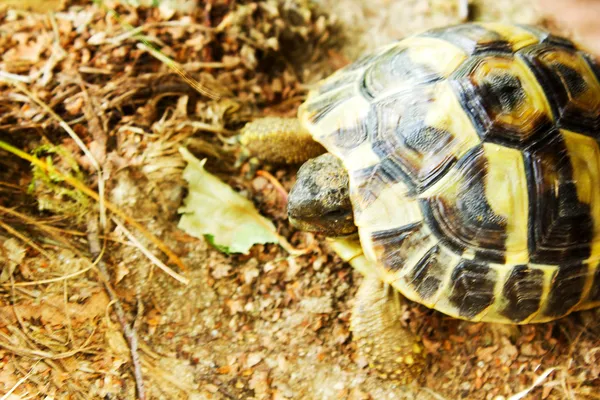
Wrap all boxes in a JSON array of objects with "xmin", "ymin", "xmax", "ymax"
[{"xmin": 298, "ymin": 23, "xmax": 600, "ymax": 323}]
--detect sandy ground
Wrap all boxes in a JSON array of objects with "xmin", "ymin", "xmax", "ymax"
[{"xmin": 1, "ymin": 1, "xmax": 600, "ymax": 400}]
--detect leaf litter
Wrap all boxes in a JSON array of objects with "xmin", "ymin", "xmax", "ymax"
[
  {"xmin": 178, "ymin": 147, "xmax": 279, "ymax": 255},
  {"xmin": 0, "ymin": 0, "xmax": 599, "ymax": 399}
]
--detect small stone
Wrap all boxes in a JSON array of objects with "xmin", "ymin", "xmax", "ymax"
[
  {"xmin": 412, "ymin": 343, "xmax": 423, "ymax": 354},
  {"xmin": 476, "ymin": 345, "xmax": 499, "ymax": 363},
  {"xmin": 226, "ymin": 299, "xmax": 244, "ymax": 315},
  {"xmin": 312, "ymin": 255, "xmax": 326, "ymax": 271},
  {"xmin": 246, "ymin": 352, "xmax": 264, "ymax": 368},
  {"xmin": 249, "ymin": 370, "xmax": 270, "ymax": 398},
  {"xmin": 349, "ymin": 388, "xmax": 369, "ymax": 400},
  {"xmin": 520, "ymin": 343, "xmax": 537, "ymax": 356},
  {"xmin": 205, "ymin": 384, "xmax": 219, "ymax": 393},
  {"xmin": 332, "ymin": 323, "xmax": 350, "ymax": 344},
  {"xmin": 252, "ymin": 176, "xmax": 269, "ymax": 191},
  {"xmin": 243, "ymin": 265, "xmax": 260, "ymax": 285},
  {"xmin": 272, "ymin": 390, "xmax": 290, "ymax": 400},
  {"xmin": 276, "ymin": 354, "xmax": 289, "ymax": 372},
  {"xmin": 299, "ymin": 296, "xmax": 333, "ymax": 314},
  {"xmin": 285, "ymin": 257, "xmax": 302, "ymax": 280},
  {"xmin": 217, "ymin": 365, "xmax": 231, "ymax": 374},
  {"xmin": 211, "ymin": 262, "xmax": 231, "ymax": 279},
  {"xmin": 273, "ymin": 382, "xmax": 294, "ymax": 398}
]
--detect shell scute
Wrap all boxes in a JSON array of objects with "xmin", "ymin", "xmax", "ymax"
[
  {"xmin": 450, "ymin": 53, "xmax": 555, "ymax": 148},
  {"xmin": 418, "ymin": 143, "xmax": 529, "ymax": 265},
  {"xmin": 589, "ymin": 266, "xmax": 600, "ymax": 302},
  {"xmin": 361, "ymin": 37, "xmax": 466, "ymax": 99},
  {"xmin": 525, "ymin": 132, "xmax": 594, "ymax": 264},
  {"xmin": 447, "ymin": 259, "xmax": 498, "ymax": 319},
  {"xmin": 544, "ymin": 263, "xmax": 588, "ymax": 318},
  {"xmin": 422, "ymin": 23, "xmax": 512, "ymax": 55},
  {"xmin": 298, "ymin": 23, "xmax": 600, "ymax": 322},
  {"xmin": 519, "ymin": 44, "xmax": 600, "ymax": 136},
  {"xmin": 500, "ymin": 265, "xmax": 544, "ymax": 322}
]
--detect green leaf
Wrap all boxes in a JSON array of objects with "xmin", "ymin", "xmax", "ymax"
[
  {"xmin": 177, "ymin": 148, "xmax": 279, "ymax": 254},
  {"xmin": 204, "ymin": 234, "xmax": 231, "ymax": 255}
]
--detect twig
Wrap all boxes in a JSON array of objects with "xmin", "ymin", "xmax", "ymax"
[
  {"xmin": 63, "ymin": 280, "xmax": 75, "ymax": 346},
  {"xmin": 175, "ymin": 120, "xmax": 236, "ymax": 135},
  {"xmin": 256, "ymin": 170, "xmax": 288, "ymax": 203},
  {"xmin": 87, "ymin": 216, "xmax": 146, "ymax": 400},
  {"xmin": 0, "ymin": 361, "xmax": 39, "ymax": 400},
  {"xmin": 419, "ymin": 388, "xmax": 449, "ymax": 400},
  {"xmin": 0, "ymin": 219, "xmax": 53, "ymax": 260},
  {"xmin": 78, "ymin": 74, "xmax": 107, "ymax": 165},
  {"xmin": 112, "ymin": 217, "xmax": 189, "ymax": 285},
  {"xmin": 136, "ymin": 42, "xmax": 224, "ymax": 100},
  {"xmin": 0, "ymin": 205, "xmax": 130, "ymax": 247},
  {"xmin": 0, "ymin": 205, "xmax": 79, "ymax": 253},
  {"xmin": 2, "ymin": 272, "xmax": 99, "ymax": 361},
  {"xmin": 0, "ymin": 333, "xmax": 97, "ymax": 360},
  {"xmin": 37, "ymin": 13, "xmax": 67, "ymax": 87},
  {"xmin": 0, "ymin": 70, "xmax": 31, "ymax": 83},
  {"xmin": 509, "ymin": 367, "xmax": 557, "ymax": 400},
  {"xmin": 1, "ymin": 264, "xmax": 94, "ymax": 287}
]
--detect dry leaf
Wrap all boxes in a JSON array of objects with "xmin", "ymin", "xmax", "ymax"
[{"xmin": 178, "ymin": 147, "xmax": 279, "ymax": 254}]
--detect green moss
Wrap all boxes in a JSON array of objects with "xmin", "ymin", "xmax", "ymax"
[{"xmin": 28, "ymin": 144, "xmax": 91, "ymax": 221}]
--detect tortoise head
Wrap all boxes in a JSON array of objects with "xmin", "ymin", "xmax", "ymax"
[{"xmin": 287, "ymin": 153, "xmax": 357, "ymax": 237}]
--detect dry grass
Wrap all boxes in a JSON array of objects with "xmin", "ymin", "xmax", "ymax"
[
  {"xmin": 0, "ymin": 1, "xmax": 599, "ymax": 399},
  {"xmin": 0, "ymin": 1, "xmax": 342, "ymax": 398}
]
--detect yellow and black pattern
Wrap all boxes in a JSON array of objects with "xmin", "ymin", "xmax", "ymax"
[
  {"xmin": 297, "ymin": 23, "xmax": 600, "ymax": 323},
  {"xmin": 520, "ymin": 45, "xmax": 600, "ymax": 135}
]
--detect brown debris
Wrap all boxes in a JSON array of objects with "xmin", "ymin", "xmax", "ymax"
[
  {"xmin": 0, "ymin": 290, "xmax": 109, "ymax": 328},
  {"xmin": 1, "ymin": 0, "xmax": 599, "ymax": 399}
]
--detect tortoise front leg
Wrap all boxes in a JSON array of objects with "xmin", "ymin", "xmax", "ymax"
[
  {"xmin": 239, "ymin": 117, "xmax": 326, "ymax": 166},
  {"xmin": 351, "ymin": 275, "xmax": 426, "ymax": 384}
]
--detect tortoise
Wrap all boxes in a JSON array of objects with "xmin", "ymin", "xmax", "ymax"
[{"xmin": 240, "ymin": 22, "xmax": 600, "ymax": 382}]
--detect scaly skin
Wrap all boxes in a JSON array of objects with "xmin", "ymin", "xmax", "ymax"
[
  {"xmin": 351, "ymin": 276, "xmax": 426, "ymax": 384},
  {"xmin": 242, "ymin": 116, "xmax": 425, "ymax": 384},
  {"xmin": 240, "ymin": 117, "xmax": 326, "ymax": 164},
  {"xmin": 288, "ymin": 153, "xmax": 357, "ymax": 237},
  {"xmin": 330, "ymin": 237, "xmax": 426, "ymax": 384}
]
